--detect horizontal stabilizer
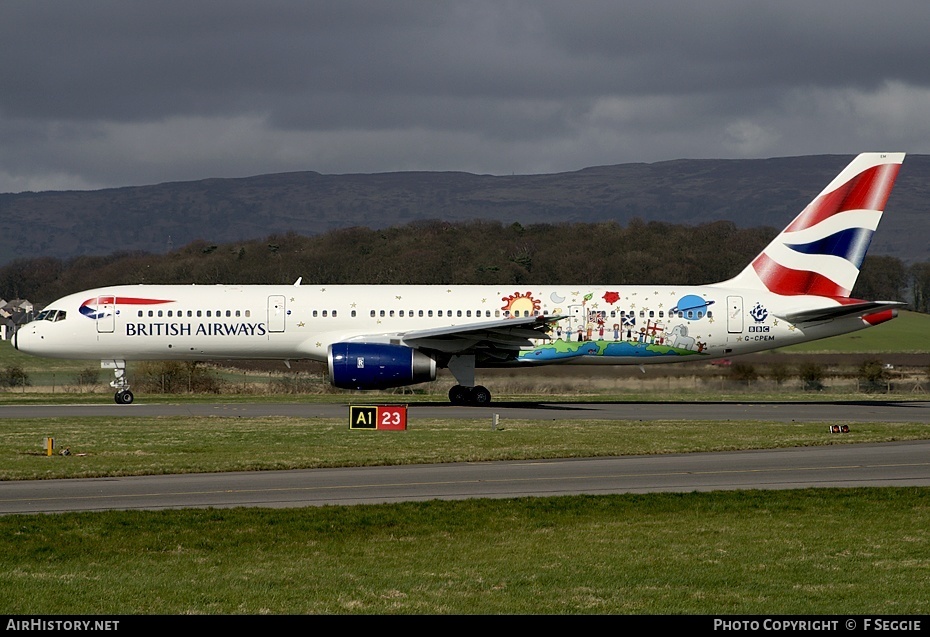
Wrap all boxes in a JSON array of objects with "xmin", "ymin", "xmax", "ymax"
[{"xmin": 777, "ymin": 301, "xmax": 906, "ymax": 324}]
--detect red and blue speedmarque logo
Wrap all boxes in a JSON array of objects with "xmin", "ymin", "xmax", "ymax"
[{"xmin": 79, "ymin": 297, "xmax": 174, "ymax": 320}]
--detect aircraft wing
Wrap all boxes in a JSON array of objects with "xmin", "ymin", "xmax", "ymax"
[
  {"xmin": 776, "ymin": 301, "xmax": 906, "ymax": 324},
  {"xmin": 346, "ymin": 315, "xmax": 563, "ymax": 355}
]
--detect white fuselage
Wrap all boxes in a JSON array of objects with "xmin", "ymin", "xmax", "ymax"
[{"xmin": 14, "ymin": 283, "xmax": 887, "ymax": 365}]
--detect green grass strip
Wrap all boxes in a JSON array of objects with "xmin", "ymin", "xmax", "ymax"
[
  {"xmin": 3, "ymin": 416, "xmax": 929, "ymax": 481},
  {"xmin": 1, "ymin": 489, "xmax": 928, "ymax": 614}
]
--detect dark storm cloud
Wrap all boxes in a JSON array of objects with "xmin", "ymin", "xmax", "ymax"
[{"xmin": 1, "ymin": 1, "xmax": 929, "ymax": 192}]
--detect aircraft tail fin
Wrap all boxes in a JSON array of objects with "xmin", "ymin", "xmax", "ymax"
[{"xmin": 722, "ymin": 152, "xmax": 905, "ymax": 297}]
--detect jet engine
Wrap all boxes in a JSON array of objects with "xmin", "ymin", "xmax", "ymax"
[{"xmin": 328, "ymin": 343, "xmax": 437, "ymax": 390}]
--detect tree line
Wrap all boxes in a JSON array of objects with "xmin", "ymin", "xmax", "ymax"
[{"xmin": 2, "ymin": 218, "xmax": 929, "ymax": 311}]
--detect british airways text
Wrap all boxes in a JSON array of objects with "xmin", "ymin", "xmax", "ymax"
[{"xmin": 125, "ymin": 322, "xmax": 268, "ymax": 337}]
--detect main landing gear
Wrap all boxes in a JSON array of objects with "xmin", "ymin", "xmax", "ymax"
[
  {"xmin": 104, "ymin": 359, "xmax": 134, "ymax": 405},
  {"xmin": 448, "ymin": 384, "xmax": 492, "ymax": 405},
  {"xmin": 445, "ymin": 354, "xmax": 492, "ymax": 405}
]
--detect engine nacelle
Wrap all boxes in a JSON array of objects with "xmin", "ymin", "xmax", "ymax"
[{"xmin": 328, "ymin": 343, "xmax": 437, "ymax": 390}]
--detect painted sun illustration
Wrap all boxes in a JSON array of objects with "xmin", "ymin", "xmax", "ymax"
[{"xmin": 501, "ymin": 291, "xmax": 542, "ymax": 316}]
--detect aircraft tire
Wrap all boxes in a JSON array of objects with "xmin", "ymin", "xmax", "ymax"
[
  {"xmin": 470, "ymin": 386, "xmax": 492, "ymax": 405},
  {"xmin": 448, "ymin": 385, "xmax": 469, "ymax": 405},
  {"xmin": 115, "ymin": 390, "xmax": 134, "ymax": 405}
]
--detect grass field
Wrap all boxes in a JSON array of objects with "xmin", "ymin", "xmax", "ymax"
[
  {"xmin": 4, "ymin": 416, "xmax": 930, "ymax": 481},
  {"xmin": 1, "ymin": 313, "xmax": 929, "ymax": 615},
  {"xmin": 2, "ymin": 489, "xmax": 928, "ymax": 615}
]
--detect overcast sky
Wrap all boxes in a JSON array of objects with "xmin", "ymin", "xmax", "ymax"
[{"xmin": 2, "ymin": 1, "xmax": 929, "ymax": 193}]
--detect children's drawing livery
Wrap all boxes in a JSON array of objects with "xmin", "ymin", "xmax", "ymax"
[{"xmin": 14, "ymin": 153, "xmax": 907, "ymax": 405}]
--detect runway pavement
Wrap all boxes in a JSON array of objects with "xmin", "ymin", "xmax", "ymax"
[
  {"xmin": 2, "ymin": 440, "xmax": 929, "ymax": 514},
  {"xmin": 1, "ymin": 400, "xmax": 929, "ymax": 514},
  {"xmin": 4, "ymin": 399, "xmax": 930, "ymax": 422}
]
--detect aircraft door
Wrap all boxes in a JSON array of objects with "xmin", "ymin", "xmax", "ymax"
[
  {"xmin": 727, "ymin": 296, "xmax": 743, "ymax": 334},
  {"xmin": 267, "ymin": 295, "xmax": 286, "ymax": 333},
  {"xmin": 96, "ymin": 296, "xmax": 115, "ymax": 333}
]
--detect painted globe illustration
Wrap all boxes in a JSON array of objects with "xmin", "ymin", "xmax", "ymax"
[{"xmin": 672, "ymin": 295, "xmax": 714, "ymax": 319}]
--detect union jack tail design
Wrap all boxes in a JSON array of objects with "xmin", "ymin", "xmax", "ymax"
[{"xmin": 725, "ymin": 153, "xmax": 905, "ymax": 297}]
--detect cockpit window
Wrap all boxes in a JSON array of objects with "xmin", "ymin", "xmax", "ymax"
[{"xmin": 34, "ymin": 310, "xmax": 66, "ymax": 322}]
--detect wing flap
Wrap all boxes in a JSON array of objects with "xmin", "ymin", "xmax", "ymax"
[{"xmin": 401, "ymin": 315, "xmax": 561, "ymax": 353}]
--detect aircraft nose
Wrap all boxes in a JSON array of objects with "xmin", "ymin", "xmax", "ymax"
[{"xmin": 12, "ymin": 324, "xmax": 35, "ymax": 354}]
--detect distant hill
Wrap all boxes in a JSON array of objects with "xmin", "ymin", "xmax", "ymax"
[{"xmin": 2, "ymin": 154, "xmax": 928, "ymax": 266}]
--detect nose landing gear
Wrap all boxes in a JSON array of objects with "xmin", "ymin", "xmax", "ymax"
[{"xmin": 104, "ymin": 360, "xmax": 134, "ymax": 405}]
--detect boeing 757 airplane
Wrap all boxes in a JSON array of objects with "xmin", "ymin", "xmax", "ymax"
[{"xmin": 14, "ymin": 153, "xmax": 906, "ymax": 405}]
